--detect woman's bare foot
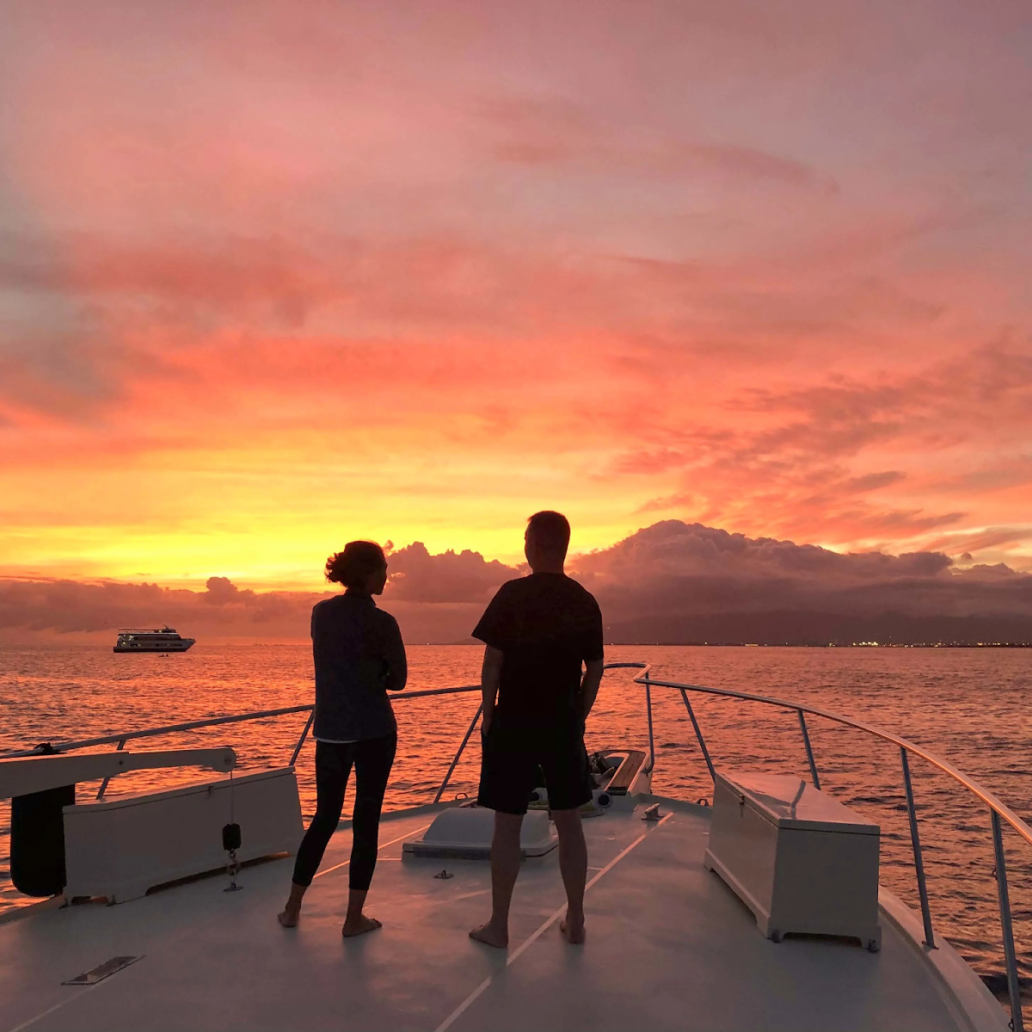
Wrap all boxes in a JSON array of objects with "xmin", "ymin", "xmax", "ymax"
[
  {"xmin": 279, "ymin": 883, "xmax": 306, "ymax": 928},
  {"xmin": 469, "ymin": 922, "xmax": 508, "ymax": 948},
  {"xmin": 341, "ymin": 914, "xmax": 382, "ymax": 938},
  {"xmin": 277, "ymin": 907, "xmax": 300, "ymax": 928},
  {"xmin": 560, "ymin": 914, "xmax": 585, "ymax": 945}
]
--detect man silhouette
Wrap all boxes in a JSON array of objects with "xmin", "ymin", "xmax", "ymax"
[{"xmin": 469, "ymin": 511, "xmax": 604, "ymax": 947}]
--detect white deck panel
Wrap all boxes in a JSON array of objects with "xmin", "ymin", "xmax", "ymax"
[{"xmin": 0, "ymin": 802, "xmax": 1001, "ymax": 1032}]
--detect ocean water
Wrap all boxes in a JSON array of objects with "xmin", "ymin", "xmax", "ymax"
[{"xmin": 1, "ymin": 643, "xmax": 1030, "ymax": 1014}]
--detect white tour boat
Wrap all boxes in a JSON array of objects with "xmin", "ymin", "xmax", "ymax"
[
  {"xmin": 0, "ymin": 663, "xmax": 1026, "ymax": 1032},
  {"xmin": 112, "ymin": 628, "xmax": 195, "ymax": 653}
]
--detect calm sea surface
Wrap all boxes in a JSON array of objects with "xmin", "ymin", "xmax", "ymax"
[{"xmin": 1, "ymin": 644, "xmax": 1030, "ymax": 1011}]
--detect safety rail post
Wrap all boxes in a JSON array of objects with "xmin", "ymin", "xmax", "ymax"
[
  {"xmin": 289, "ymin": 711, "xmax": 315, "ymax": 767},
  {"xmin": 679, "ymin": 688, "xmax": 715, "ymax": 783},
  {"xmin": 901, "ymin": 747, "xmax": 936, "ymax": 949},
  {"xmin": 796, "ymin": 710, "xmax": 821, "ymax": 790},
  {"xmin": 433, "ymin": 702, "xmax": 484, "ymax": 804},
  {"xmin": 991, "ymin": 809, "xmax": 1025, "ymax": 1032},
  {"xmin": 95, "ymin": 738, "xmax": 126, "ymax": 800},
  {"xmin": 644, "ymin": 672, "xmax": 656, "ymax": 774}
]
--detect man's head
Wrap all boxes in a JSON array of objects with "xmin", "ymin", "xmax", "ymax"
[{"xmin": 524, "ymin": 510, "xmax": 571, "ymax": 573}]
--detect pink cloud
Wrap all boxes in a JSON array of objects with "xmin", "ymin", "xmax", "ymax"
[{"xmin": 386, "ymin": 542, "xmax": 516, "ymax": 603}]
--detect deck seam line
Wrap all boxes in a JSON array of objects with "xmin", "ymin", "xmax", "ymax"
[
  {"xmin": 314, "ymin": 822, "xmax": 433, "ymax": 879},
  {"xmin": 4, "ymin": 821, "xmax": 434, "ymax": 1032},
  {"xmin": 433, "ymin": 813, "xmax": 673, "ymax": 1032},
  {"xmin": 6, "ymin": 980, "xmax": 107, "ymax": 1032}
]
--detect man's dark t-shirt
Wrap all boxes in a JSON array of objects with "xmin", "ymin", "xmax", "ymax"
[{"xmin": 472, "ymin": 573, "xmax": 604, "ymax": 737}]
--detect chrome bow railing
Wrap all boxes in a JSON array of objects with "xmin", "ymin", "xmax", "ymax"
[
  {"xmin": 1, "ymin": 661, "xmax": 1026, "ymax": 1028},
  {"xmin": 628, "ymin": 663, "xmax": 1030, "ymax": 1032},
  {"xmin": 0, "ymin": 663, "xmax": 646, "ymax": 800},
  {"xmin": 0, "ymin": 684, "xmax": 480, "ymax": 761}
]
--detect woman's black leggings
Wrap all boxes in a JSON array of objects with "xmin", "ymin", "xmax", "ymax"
[{"xmin": 292, "ymin": 734, "xmax": 397, "ymax": 891}]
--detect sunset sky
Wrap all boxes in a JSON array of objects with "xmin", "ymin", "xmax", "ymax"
[{"xmin": 2, "ymin": 0, "xmax": 1031, "ymax": 593}]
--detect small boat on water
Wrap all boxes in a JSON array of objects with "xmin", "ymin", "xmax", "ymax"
[
  {"xmin": 0, "ymin": 663, "xmax": 1025, "ymax": 1032},
  {"xmin": 113, "ymin": 628, "xmax": 195, "ymax": 653}
]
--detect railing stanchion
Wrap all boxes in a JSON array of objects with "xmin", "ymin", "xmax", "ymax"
[
  {"xmin": 434, "ymin": 702, "xmax": 484, "ymax": 804},
  {"xmin": 96, "ymin": 738, "xmax": 126, "ymax": 800},
  {"xmin": 680, "ymin": 688, "xmax": 715, "ymax": 783},
  {"xmin": 901, "ymin": 747, "xmax": 936, "ymax": 949},
  {"xmin": 644, "ymin": 673, "xmax": 656, "ymax": 773},
  {"xmin": 991, "ymin": 809, "xmax": 1025, "ymax": 1032},
  {"xmin": 289, "ymin": 711, "xmax": 315, "ymax": 768},
  {"xmin": 797, "ymin": 710, "xmax": 821, "ymax": 790}
]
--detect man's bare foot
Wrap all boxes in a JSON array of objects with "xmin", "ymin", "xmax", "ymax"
[
  {"xmin": 560, "ymin": 915, "xmax": 585, "ymax": 945},
  {"xmin": 469, "ymin": 922, "xmax": 508, "ymax": 948},
  {"xmin": 277, "ymin": 907, "xmax": 299, "ymax": 928},
  {"xmin": 341, "ymin": 915, "xmax": 382, "ymax": 938}
]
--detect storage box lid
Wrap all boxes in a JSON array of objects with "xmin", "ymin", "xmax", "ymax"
[
  {"xmin": 64, "ymin": 766, "xmax": 295, "ymax": 813},
  {"xmin": 716, "ymin": 770, "xmax": 879, "ymax": 835}
]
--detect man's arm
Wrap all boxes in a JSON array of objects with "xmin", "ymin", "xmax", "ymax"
[
  {"xmin": 480, "ymin": 645, "xmax": 504, "ymax": 733},
  {"xmin": 579, "ymin": 595, "xmax": 606, "ymax": 721},
  {"xmin": 578, "ymin": 659, "xmax": 605, "ymax": 721}
]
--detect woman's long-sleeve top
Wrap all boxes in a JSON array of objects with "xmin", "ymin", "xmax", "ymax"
[{"xmin": 311, "ymin": 593, "xmax": 407, "ymax": 742}]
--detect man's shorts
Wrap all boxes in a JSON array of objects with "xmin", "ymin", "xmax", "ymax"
[{"xmin": 477, "ymin": 724, "xmax": 594, "ymax": 816}]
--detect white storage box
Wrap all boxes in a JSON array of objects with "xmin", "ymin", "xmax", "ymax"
[
  {"xmin": 63, "ymin": 767, "xmax": 304, "ymax": 903},
  {"xmin": 704, "ymin": 770, "xmax": 881, "ymax": 949}
]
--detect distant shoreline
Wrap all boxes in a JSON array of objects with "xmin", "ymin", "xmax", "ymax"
[
  {"xmin": 600, "ymin": 642, "xmax": 1032, "ymax": 648},
  {"xmin": 3, "ymin": 639, "xmax": 1030, "ymax": 649},
  {"xmin": 453, "ymin": 639, "xmax": 1032, "ymax": 648}
]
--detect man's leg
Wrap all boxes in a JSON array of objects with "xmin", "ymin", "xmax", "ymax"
[
  {"xmin": 541, "ymin": 731, "xmax": 593, "ymax": 945},
  {"xmin": 552, "ymin": 807, "xmax": 587, "ymax": 944},
  {"xmin": 469, "ymin": 811, "xmax": 523, "ymax": 948}
]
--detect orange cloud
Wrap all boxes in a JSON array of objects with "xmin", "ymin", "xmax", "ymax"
[{"xmin": 0, "ymin": 1, "xmax": 1030, "ymax": 584}]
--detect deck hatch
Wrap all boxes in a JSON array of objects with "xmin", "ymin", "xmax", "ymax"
[{"xmin": 62, "ymin": 955, "xmax": 142, "ymax": 986}]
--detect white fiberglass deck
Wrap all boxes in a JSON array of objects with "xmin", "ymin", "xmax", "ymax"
[{"xmin": 0, "ymin": 802, "xmax": 1005, "ymax": 1032}]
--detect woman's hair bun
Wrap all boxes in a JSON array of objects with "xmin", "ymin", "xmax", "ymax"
[{"xmin": 325, "ymin": 541, "xmax": 387, "ymax": 587}]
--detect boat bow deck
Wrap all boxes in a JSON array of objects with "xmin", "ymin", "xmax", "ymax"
[{"xmin": 0, "ymin": 802, "xmax": 1005, "ymax": 1032}]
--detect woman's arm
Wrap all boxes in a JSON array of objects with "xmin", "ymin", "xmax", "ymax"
[{"xmin": 379, "ymin": 616, "xmax": 408, "ymax": 692}]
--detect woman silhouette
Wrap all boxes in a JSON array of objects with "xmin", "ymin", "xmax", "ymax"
[{"xmin": 278, "ymin": 541, "xmax": 406, "ymax": 936}]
